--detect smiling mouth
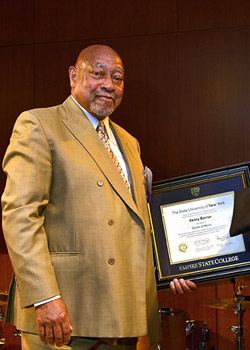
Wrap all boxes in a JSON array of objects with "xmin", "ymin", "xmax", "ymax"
[{"xmin": 96, "ymin": 95, "xmax": 114, "ymax": 102}]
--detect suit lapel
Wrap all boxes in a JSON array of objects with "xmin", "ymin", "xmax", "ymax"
[{"xmin": 62, "ymin": 97, "xmax": 143, "ymax": 222}]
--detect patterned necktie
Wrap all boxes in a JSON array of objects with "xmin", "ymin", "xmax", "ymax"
[{"xmin": 97, "ymin": 121, "xmax": 131, "ymax": 193}]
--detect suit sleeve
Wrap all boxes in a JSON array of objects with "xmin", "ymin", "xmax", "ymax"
[{"xmin": 1, "ymin": 111, "xmax": 60, "ymax": 308}]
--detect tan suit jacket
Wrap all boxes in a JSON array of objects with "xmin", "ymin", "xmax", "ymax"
[{"xmin": 1, "ymin": 97, "xmax": 161, "ymax": 344}]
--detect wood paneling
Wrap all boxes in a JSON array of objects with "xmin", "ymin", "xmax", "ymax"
[
  {"xmin": 34, "ymin": 0, "xmax": 177, "ymax": 43},
  {"xmin": 178, "ymin": 0, "xmax": 250, "ymax": 32},
  {"xmin": 0, "ymin": 254, "xmax": 12, "ymax": 292},
  {"xmin": 178, "ymin": 27, "xmax": 250, "ymax": 176},
  {"xmin": 34, "ymin": 42, "xmax": 79, "ymax": 106},
  {"xmin": 0, "ymin": 0, "xmax": 34, "ymax": 46}
]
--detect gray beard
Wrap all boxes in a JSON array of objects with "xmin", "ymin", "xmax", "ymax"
[{"xmin": 89, "ymin": 101, "xmax": 116, "ymax": 117}]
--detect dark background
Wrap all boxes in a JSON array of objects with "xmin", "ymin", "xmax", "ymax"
[{"xmin": 0, "ymin": 1, "xmax": 250, "ymax": 349}]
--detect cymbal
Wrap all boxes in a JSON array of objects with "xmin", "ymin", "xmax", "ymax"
[
  {"xmin": 0, "ymin": 292, "xmax": 8, "ymax": 306},
  {"xmin": 205, "ymin": 296, "xmax": 250, "ymax": 310}
]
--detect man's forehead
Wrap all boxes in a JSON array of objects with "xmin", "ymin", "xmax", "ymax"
[
  {"xmin": 93, "ymin": 61, "xmax": 124, "ymax": 73},
  {"xmin": 82, "ymin": 53, "xmax": 123, "ymax": 70}
]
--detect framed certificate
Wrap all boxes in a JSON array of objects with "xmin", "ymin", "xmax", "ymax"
[{"xmin": 149, "ymin": 163, "xmax": 250, "ymax": 289}]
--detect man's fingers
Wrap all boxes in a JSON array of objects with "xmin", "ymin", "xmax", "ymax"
[
  {"xmin": 45, "ymin": 325, "xmax": 57, "ymax": 346},
  {"xmin": 186, "ymin": 280, "xmax": 197, "ymax": 290},
  {"xmin": 174, "ymin": 279, "xmax": 185, "ymax": 294},
  {"xmin": 37, "ymin": 324, "xmax": 47, "ymax": 344},
  {"xmin": 61, "ymin": 322, "xmax": 73, "ymax": 345},
  {"xmin": 53, "ymin": 324, "xmax": 64, "ymax": 347},
  {"xmin": 169, "ymin": 278, "xmax": 197, "ymax": 295}
]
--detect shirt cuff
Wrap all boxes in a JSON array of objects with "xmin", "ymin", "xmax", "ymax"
[{"xmin": 34, "ymin": 295, "xmax": 61, "ymax": 307}]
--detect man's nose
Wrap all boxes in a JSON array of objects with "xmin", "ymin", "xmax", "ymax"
[{"xmin": 101, "ymin": 75, "xmax": 115, "ymax": 91}]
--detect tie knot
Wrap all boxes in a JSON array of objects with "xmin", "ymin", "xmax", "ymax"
[
  {"xmin": 97, "ymin": 121, "xmax": 105, "ymax": 132},
  {"xmin": 97, "ymin": 121, "xmax": 108, "ymax": 143}
]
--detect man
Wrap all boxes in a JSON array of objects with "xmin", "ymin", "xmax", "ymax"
[{"xmin": 1, "ymin": 45, "xmax": 196, "ymax": 349}]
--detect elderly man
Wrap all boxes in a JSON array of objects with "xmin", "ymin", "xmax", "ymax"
[{"xmin": 2, "ymin": 45, "xmax": 196, "ymax": 350}]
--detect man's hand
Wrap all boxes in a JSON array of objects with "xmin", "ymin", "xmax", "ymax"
[
  {"xmin": 169, "ymin": 278, "xmax": 197, "ymax": 295},
  {"xmin": 35, "ymin": 298, "xmax": 73, "ymax": 347}
]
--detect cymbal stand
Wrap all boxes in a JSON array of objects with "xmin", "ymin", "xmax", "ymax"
[{"xmin": 228, "ymin": 283, "xmax": 247, "ymax": 350}]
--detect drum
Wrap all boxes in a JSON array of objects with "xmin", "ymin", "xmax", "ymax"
[
  {"xmin": 186, "ymin": 320, "xmax": 209, "ymax": 350},
  {"xmin": 159, "ymin": 308, "xmax": 189, "ymax": 350}
]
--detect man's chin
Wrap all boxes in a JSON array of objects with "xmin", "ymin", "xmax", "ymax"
[{"xmin": 90, "ymin": 103, "xmax": 116, "ymax": 118}]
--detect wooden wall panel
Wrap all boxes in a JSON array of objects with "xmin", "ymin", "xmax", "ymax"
[
  {"xmin": 178, "ymin": 27, "xmax": 250, "ymax": 176},
  {"xmin": 34, "ymin": 42, "xmax": 80, "ymax": 106},
  {"xmin": 34, "ymin": 0, "xmax": 177, "ymax": 43},
  {"xmin": 178, "ymin": 0, "xmax": 250, "ymax": 31},
  {"xmin": 0, "ymin": 0, "xmax": 34, "ymax": 46},
  {"xmin": 0, "ymin": 254, "xmax": 13, "ymax": 292}
]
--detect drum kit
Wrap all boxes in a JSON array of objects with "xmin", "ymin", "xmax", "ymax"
[{"xmin": 158, "ymin": 281, "xmax": 250, "ymax": 350}]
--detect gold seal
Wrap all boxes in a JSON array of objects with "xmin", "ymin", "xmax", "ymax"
[{"xmin": 179, "ymin": 242, "xmax": 188, "ymax": 253}]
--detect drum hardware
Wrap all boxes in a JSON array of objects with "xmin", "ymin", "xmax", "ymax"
[
  {"xmin": 186, "ymin": 319, "xmax": 209, "ymax": 350},
  {"xmin": 158, "ymin": 307, "xmax": 189, "ymax": 350},
  {"xmin": 13, "ymin": 330, "xmax": 21, "ymax": 337},
  {"xmin": 205, "ymin": 279, "xmax": 249, "ymax": 350}
]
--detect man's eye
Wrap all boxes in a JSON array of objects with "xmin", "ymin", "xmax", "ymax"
[
  {"xmin": 113, "ymin": 76, "xmax": 123, "ymax": 82},
  {"xmin": 92, "ymin": 71, "xmax": 103, "ymax": 77}
]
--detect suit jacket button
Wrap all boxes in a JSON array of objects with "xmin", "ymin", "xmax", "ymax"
[
  {"xmin": 108, "ymin": 219, "xmax": 115, "ymax": 226},
  {"xmin": 97, "ymin": 180, "xmax": 104, "ymax": 186},
  {"xmin": 108, "ymin": 258, "xmax": 115, "ymax": 265}
]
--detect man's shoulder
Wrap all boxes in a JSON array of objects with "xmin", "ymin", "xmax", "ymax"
[
  {"xmin": 23, "ymin": 99, "xmax": 67, "ymax": 119},
  {"xmin": 17, "ymin": 97, "xmax": 75, "ymax": 125}
]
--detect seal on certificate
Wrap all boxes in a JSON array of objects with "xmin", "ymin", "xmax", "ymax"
[
  {"xmin": 179, "ymin": 242, "xmax": 188, "ymax": 253},
  {"xmin": 191, "ymin": 186, "xmax": 200, "ymax": 197}
]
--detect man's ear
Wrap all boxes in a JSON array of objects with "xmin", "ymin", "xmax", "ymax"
[{"xmin": 69, "ymin": 66, "xmax": 77, "ymax": 88}]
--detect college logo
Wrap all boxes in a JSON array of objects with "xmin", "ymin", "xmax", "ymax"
[{"xmin": 191, "ymin": 186, "xmax": 200, "ymax": 197}]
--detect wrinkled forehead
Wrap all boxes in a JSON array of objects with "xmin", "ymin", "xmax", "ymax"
[
  {"xmin": 93, "ymin": 59, "xmax": 124, "ymax": 73},
  {"xmin": 79, "ymin": 54, "xmax": 124, "ymax": 74}
]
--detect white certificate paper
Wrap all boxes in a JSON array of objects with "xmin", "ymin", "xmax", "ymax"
[{"xmin": 161, "ymin": 192, "xmax": 245, "ymax": 264}]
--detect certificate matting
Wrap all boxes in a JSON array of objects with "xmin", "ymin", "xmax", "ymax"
[{"xmin": 149, "ymin": 163, "xmax": 250, "ymax": 289}]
